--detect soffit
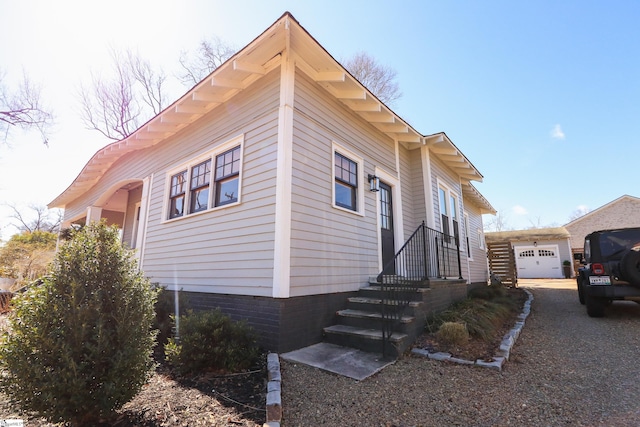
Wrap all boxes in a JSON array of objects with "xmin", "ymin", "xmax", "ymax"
[
  {"xmin": 425, "ymin": 132, "xmax": 483, "ymax": 183},
  {"xmin": 49, "ymin": 12, "xmax": 476, "ymax": 208}
]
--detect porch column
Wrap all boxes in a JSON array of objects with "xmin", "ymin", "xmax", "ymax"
[
  {"xmin": 134, "ymin": 175, "xmax": 153, "ymax": 267},
  {"xmin": 86, "ymin": 206, "xmax": 103, "ymax": 223}
]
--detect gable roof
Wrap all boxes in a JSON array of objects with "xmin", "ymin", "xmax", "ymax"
[
  {"xmin": 50, "ymin": 12, "xmax": 484, "ymax": 209},
  {"xmin": 461, "ymin": 182, "xmax": 496, "ymax": 215},
  {"xmin": 485, "ymin": 227, "xmax": 570, "ymax": 243},
  {"xmin": 564, "ymin": 195, "xmax": 640, "ymax": 227}
]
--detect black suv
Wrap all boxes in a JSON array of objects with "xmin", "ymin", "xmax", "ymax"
[{"xmin": 577, "ymin": 227, "xmax": 640, "ymax": 317}]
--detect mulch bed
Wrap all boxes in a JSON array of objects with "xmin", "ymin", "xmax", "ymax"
[
  {"xmin": 0, "ymin": 312, "xmax": 267, "ymax": 426},
  {"xmin": 412, "ymin": 287, "xmax": 528, "ymax": 361},
  {"xmin": 1, "ymin": 287, "xmax": 527, "ymax": 425},
  {"xmin": 0, "ymin": 364, "xmax": 266, "ymax": 427}
]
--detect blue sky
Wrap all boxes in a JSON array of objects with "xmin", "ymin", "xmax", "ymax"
[{"xmin": 1, "ymin": 0, "xmax": 639, "ymax": 240}]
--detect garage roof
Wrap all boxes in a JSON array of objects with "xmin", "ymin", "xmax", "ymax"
[{"xmin": 485, "ymin": 227, "xmax": 570, "ymax": 243}]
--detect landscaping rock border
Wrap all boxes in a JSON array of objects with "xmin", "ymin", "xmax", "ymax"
[
  {"xmin": 411, "ymin": 289, "xmax": 534, "ymax": 371},
  {"xmin": 264, "ymin": 352, "xmax": 281, "ymax": 427}
]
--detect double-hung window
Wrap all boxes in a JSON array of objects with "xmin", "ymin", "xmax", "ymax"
[
  {"xmin": 189, "ymin": 160, "xmax": 211, "ymax": 213},
  {"xmin": 450, "ymin": 193, "xmax": 459, "ymax": 245},
  {"xmin": 438, "ymin": 182, "xmax": 460, "ymax": 245},
  {"xmin": 169, "ymin": 170, "xmax": 187, "ymax": 219},
  {"xmin": 334, "ymin": 152, "xmax": 358, "ymax": 211},
  {"xmin": 439, "ymin": 187, "xmax": 450, "ymax": 237},
  {"xmin": 214, "ymin": 146, "xmax": 241, "ymax": 206},
  {"xmin": 464, "ymin": 213, "xmax": 472, "ymax": 258},
  {"xmin": 166, "ymin": 137, "xmax": 243, "ymax": 220}
]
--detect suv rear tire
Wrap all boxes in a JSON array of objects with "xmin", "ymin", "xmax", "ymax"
[
  {"xmin": 578, "ymin": 279, "xmax": 586, "ymax": 305},
  {"xmin": 586, "ymin": 293, "xmax": 606, "ymax": 317},
  {"xmin": 621, "ymin": 250, "xmax": 640, "ymax": 283}
]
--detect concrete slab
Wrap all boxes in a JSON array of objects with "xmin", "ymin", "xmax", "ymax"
[{"xmin": 281, "ymin": 343, "xmax": 395, "ymax": 381}]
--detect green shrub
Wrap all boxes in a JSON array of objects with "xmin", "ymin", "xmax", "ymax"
[
  {"xmin": 0, "ymin": 221, "xmax": 157, "ymax": 426},
  {"xmin": 468, "ymin": 283, "xmax": 507, "ymax": 300},
  {"xmin": 436, "ymin": 322, "xmax": 469, "ymax": 346},
  {"xmin": 166, "ymin": 309, "xmax": 260, "ymax": 374},
  {"xmin": 426, "ymin": 286, "xmax": 518, "ymax": 341}
]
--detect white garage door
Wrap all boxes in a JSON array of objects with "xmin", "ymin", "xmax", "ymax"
[{"xmin": 516, "ymin": 245, "xmax": 562, "ymax": 279}]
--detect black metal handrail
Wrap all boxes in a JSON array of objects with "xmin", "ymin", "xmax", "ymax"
[{"xmin": 377, "ymin": 221, "xmax": 462, "ymax": 358}]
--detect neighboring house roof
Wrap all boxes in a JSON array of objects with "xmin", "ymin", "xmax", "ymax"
[
  {"xmin": 49, "ymin": 11, "xmax": 484, "ymax": 209},
  {"xmin": 564, "ymin": 194, "xmax": 640, "ymax": 228},
  {"xmin": 485, "ymin": 227, "xmax": 570, "ymax": 243}
]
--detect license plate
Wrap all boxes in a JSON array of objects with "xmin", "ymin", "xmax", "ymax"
[{"xmin": 589, "ymin": 276, "xmax": 611, "ymax": 285}]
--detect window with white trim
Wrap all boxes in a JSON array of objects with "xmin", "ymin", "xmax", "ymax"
[
  {"xmin": 165, "ymin": 137, "xmax": 243, "ymax": 220},
  {"xmin": 214, "ymin": 146, "xmax": 241, "ymax": 206},
  {"xmin": 169, "ymin": 170, "xmax": 187, "ymax": 219},
  {"xmin": 439, "ymin": 187, "xmax": 449, "ymax": 236},
  {"xmin": 334, "ymin": 152, "xmax": 357, "ymax": 210},
  {"xmin": 332, "ymin": 143, "xmax": 364, "ymax": 215},
  {"xmin": 438, "ymin": 183, "xmax": 460, "ymax": 244},
  {"xmin": 464, "ymin": 213, "xmax": 472, "ymax": 259}
]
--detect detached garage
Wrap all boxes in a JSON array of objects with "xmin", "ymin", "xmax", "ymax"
[{"xmin": 486, "ymin": 228, "xmax": 573, "ymax": 279}]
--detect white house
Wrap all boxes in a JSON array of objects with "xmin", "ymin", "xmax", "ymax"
[{"xmin": 50, "ymin": 12, "xmax": 495, "ymax": 352}]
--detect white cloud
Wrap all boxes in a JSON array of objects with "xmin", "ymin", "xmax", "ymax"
[
  {"xmin": 512, "ymin": 205, "xmax": 528, "ymax": 215},
  {"xmin": 576, "ymin": 204, "xmax": 589, "ymax": 214},
  {"xmin": 551, "ymin": 124, "xmax": 566, "ymax": 140}
]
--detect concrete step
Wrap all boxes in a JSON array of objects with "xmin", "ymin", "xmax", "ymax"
[
  {"xmin": 323, "ymin": 324, "xmax": 410, "ymax": 357},
  {"xmin": 347, "ymin": 296, "xmax": 423, "ymax": 313},
  {"xmin": 337, "ymin": 308, "xmax": 414, "ymax": 324}
]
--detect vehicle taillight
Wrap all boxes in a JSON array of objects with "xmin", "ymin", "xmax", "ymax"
[{"xmin": 592, "ymin": 263, "xmax": 605, "ymax": 275}]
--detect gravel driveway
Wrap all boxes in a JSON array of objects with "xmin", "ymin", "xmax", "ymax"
[{"xmin": 281, "ymin": 279, "xmax": 640, "ymax": 426}]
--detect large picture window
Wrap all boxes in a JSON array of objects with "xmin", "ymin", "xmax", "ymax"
[
  {"xmin": 165, "ymin": 137, "xmax": 243, "ymax": 221},
  {"xmin": 334, "ymin": 152, "xmax": 358, "ymax": 211}
]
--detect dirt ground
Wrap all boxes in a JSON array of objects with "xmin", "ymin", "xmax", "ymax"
[
  {"xmin": 0, "ymin": 312, "xmax": 267, "ymax": 426},
  {"xmin": 0, "ymin": 282, "xmax": 538, "ymax": 425}
]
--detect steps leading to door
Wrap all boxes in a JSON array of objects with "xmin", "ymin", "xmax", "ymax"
[{"xmin": 323, "ymin": 282, "xmax": 429, "ymax": 358}]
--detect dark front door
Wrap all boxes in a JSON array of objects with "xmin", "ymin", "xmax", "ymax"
[{"xmin": 380, "ymin": 181, "xmax": 395, "ymax": 273}]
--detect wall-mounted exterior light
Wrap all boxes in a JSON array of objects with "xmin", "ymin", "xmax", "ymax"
[{"xmin": 368, "ymin": 174, "xmax": 380, "ymax": 192}]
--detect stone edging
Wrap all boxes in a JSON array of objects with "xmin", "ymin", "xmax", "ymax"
[
  {"xmin": 411, "ymin": 288, "xmax": 534, "ymax": 371},
  {"xmin": 264, "ymin": 352, "xmax": 282, "ymax": 427}
]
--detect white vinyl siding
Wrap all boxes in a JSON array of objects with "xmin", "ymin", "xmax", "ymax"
[
  {"xmin": 463, "ymin": 202, "xmax": 489, "ymax": 284},
  {"xmin": 400, "ymin": 144, "xmax": 421, "ymax": 238},
  {"xmin": 288, "ymin": 72, "xmax": 393, "ymax": 296},
  {"xmin": 430, "ymin": 156, "xmax": 463, "ymax": 235},
  {"xmin": 62, "ymin": 68, "xmax": 282, "ymax": 297}
]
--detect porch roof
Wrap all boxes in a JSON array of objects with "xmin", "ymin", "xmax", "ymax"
[{"xmin": 49, "ymin": 12, "xmax": 484, "ymax": 209}]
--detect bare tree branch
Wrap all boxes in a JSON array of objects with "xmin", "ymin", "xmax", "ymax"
[
  {"xmin": 78, "ymin": 48, "xmax": 168, "ymax": 140},
  {"xmin": 484, "ymin": 210, "xmax": 510, "ymax": 232},
  {"xmin": 178, "ymin": 36, "xmax": 236, "ymax": 86},
  {"xmin": 342, "ymin": 52, "xmax": 402, "ymax": 106},
  {"xmin": 0, "ymin": 69, "xmax": 54, "ymax": 145},
  {"xmin": 4, "ymin": 203, "xmax": 62, "ymax": 234}
]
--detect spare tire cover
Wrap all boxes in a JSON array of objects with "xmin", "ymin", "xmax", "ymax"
[{"xmin": 621, "ymin": 250, "xmax": 640, "ymax": 284}]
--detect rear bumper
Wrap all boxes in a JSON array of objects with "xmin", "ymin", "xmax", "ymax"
[{"xmin": 586, "ymin": 283, "xmax": 640, "ymax": 299}]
